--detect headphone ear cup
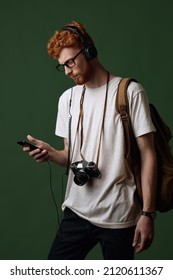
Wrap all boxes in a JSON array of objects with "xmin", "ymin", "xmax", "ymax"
[{"xmin": 84, "ymin": 44, "xmax": 98, "ymax": 60}]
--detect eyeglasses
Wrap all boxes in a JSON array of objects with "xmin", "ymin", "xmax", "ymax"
[{"xmin": 56, "ymin": 49, "xmax": 83, "ymax": 72}]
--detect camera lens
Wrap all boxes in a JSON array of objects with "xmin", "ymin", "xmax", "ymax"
[
  {"xmin": 74, "ymin": 170, "xmax": 89, "ymax": 186},
  {"xmin": 88, "ymin": 161, "xmax": 95, "ymax": 167}
]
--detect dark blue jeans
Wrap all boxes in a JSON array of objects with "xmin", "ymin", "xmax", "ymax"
[{"xmin": 48, "ymin": 207, "xmax": 135, "ymax": 260}]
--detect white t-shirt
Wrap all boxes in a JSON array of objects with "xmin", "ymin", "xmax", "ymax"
[{"xmin": 55, "ymin": 77, "xmax": 155, "ymax": 229}]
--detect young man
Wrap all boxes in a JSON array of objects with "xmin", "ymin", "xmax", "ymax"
[{"xmin": 24, "ymin": 21, "xmax": 157, "ymax": 260}]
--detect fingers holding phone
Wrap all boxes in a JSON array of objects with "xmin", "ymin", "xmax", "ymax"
[
  {"xmin": 24, "ymin": 145, "xmax": 48, "ymax": 162},
  {"xmin": 17, "ymin": 135, "xmax": 50, "ymax": 162},
  {"xmin": 28, "ymin": 147, "xmax": 49, "ymax": 163}
]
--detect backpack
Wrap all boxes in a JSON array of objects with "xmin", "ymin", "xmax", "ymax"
[{"xmin": 116, "ymin": 77, "xmax": 173, "ymax": 212}]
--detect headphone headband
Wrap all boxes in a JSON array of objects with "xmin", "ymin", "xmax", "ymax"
[
  {"xmin": 62, "ymin": 26, "xmax": 88, "ymax": 44},
  {"xmin": 61, "ymin": 25, "xmax": 98, "ymax": 60}
]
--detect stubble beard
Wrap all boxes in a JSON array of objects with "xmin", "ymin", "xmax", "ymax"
[{"xmin": 73, "ymin": 67, "xmax": 93, "ymax": 86}]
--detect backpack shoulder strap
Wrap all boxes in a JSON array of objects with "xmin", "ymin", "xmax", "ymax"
[
  {"xmin": 116, "ymin": 77, "xmax": 138, "ymax": 159},
  {"xmin": 116, "ymin": 77, "xmax": 137, "ymax": 115}
]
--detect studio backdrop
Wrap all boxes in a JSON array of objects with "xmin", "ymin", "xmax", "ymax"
[{"xmin": 0, "ymin": 0, "xmax": 173, "ymax": 260}]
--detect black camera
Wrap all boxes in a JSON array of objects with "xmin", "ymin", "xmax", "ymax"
[{"xmin": 70, "ymin": 160, "xmax": 101, "ymax": 186}]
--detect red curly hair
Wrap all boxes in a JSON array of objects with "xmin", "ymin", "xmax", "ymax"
[{"xmin": 47, "ymin": 21, "xmax": 94, "ymax": 59}]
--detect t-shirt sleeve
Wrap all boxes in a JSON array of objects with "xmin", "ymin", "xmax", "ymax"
[
  {"xmin": 55, "ymin": 91, "xmax": 69, "ymax": 139},
  {"xmin": 128, "ymin": 82, "xmax": 156, "ymax": 138}
]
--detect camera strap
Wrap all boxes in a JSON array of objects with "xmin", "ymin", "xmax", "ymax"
[
  {"xmin": 75, "ymin": 72, "xmax": 110, "ymax": 166},
  {"xmin": 66, "ymin": 87, "xmax": 73, "ymax": 175}
]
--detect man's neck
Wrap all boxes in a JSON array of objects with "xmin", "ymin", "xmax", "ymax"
[{"xmin": 85, "ymin": 61, "xmax": 116, "ymax": 88}]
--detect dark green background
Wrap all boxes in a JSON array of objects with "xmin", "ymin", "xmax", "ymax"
[{"xmin": 0, "ymin": 0, "xmax": 173, "ymax": 260}]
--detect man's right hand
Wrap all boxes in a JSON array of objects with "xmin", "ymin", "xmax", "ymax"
[
  {"xmin": 23, "ymin": 135, "xmax": 52, "ymax": 163},
  {"xmin": 23, "ymin": 135, "xmax": 68, "ymax": 166}
]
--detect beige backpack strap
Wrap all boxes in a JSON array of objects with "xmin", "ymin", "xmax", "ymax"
[
  {"xmin": 116, "ymin": 77, "xmax": 137, "ymax": 115},
  {"xmin": 116, "ymin": 78, "xmax": 137, "ymax": 159}
]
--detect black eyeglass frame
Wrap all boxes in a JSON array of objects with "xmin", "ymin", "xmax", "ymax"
[{"xmin": 56, "ymin": 49, "xmax": 83, "ymax": 72}]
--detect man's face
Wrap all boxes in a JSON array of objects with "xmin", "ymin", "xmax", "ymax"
[{"xmin": 57, "ymin": 47, "xmax": 93, "ymax": 85}]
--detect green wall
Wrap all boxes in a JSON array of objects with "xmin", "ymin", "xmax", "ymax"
[{"xmin": 0, "ymin": 0, "xmax": 173, "ymax": 260}]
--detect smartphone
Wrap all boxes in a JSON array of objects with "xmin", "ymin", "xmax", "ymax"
[{"xmin": 17, "ymin": 141, "xmax": 41, "ymax": 151}]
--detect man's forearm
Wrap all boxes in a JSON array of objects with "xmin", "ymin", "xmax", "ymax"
[
  {"xmin": 140, "ymin": 150, "xmax": 157, "ymax": 211},
  {"xmin": 49, "ymin": 148, "xmax": 68, "ymax": 167}
]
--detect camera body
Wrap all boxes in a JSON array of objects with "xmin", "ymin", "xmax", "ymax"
[{"xmin": 70, "ymin": 160, "xmax": 101, "ymax": 186}]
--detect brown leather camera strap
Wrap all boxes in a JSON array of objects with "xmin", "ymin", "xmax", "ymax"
[{"xmin": 76, "ymin": 72, "xmax": 110, "ymax": 165}]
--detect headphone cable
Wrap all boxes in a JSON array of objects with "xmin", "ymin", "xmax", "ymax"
[{"xmin": 47, "ymin": 161, "xmax": 61, "ymax": 229}]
